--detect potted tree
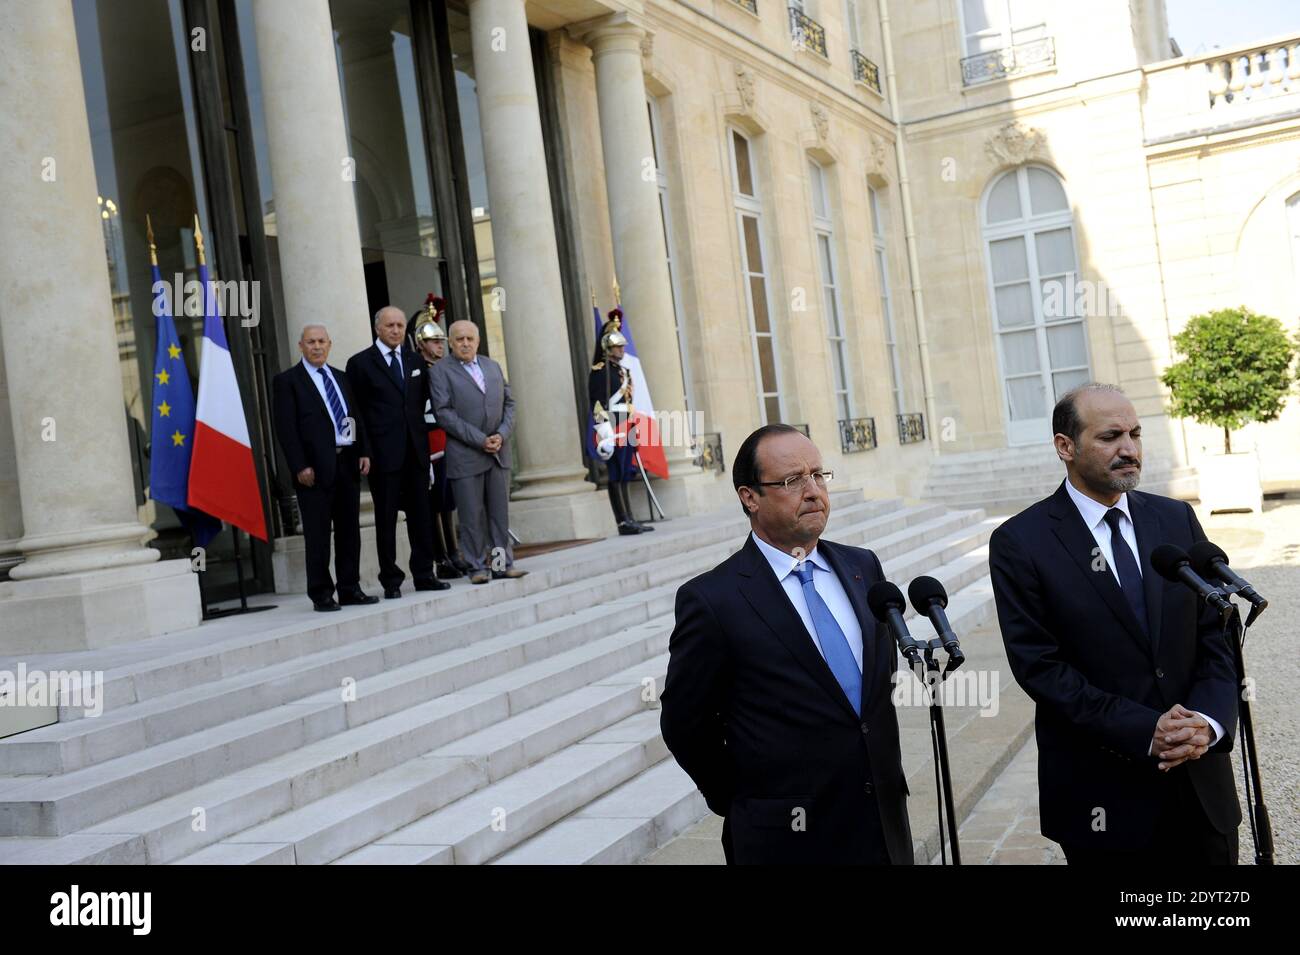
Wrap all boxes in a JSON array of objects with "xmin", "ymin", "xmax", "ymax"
[{"xmin": 1161, "ymin": 307, "xmax": 1297, "ymax": 513}]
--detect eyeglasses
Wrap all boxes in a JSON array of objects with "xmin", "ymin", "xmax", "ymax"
[{"xmin": 754, "ymin": 469, "xmax": 834, "ymax": 492}]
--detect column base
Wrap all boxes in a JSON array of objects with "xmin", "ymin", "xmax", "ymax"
[
  {"xmin": 625, "ymin": 467, "xmax": 731, "ymax": 523},
  {"xmin": 508, "ymin": 486, "xmax": 616, "ymax": 543},
  {"xmin": 272, "ymin": 522, "xmax": 413, "ymax": 600},
  {"xmin": 0, "ymin": 559, "xmax": 201, "ymax": 655}
]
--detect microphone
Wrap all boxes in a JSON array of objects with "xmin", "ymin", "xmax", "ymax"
[
  {"xmin": 867, "ymin": 581, "xmax": 924, "ymax": 671},
  {"xmin": 1150, "ymin": 544, "xmax": 1232, "ymax": 613},
  {"xmin": 1189, "ymin": 541, "xmax": 1268, "ymax": 612},
  {"xmin": 907, "ymin": 576, "xmax": 966, "ymax": 671}
]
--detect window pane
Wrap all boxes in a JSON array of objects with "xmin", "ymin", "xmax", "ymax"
[
  {"xmin": 1053, "ymin": 368, "xmax": 1090, "ymax": 400},
  {"xmin": 990, "ymin": 236, "xmax": 1028, "ymax": 282},
  {"xmin": 825, "ymin": 291, "xmax": 842, "ymax": 336},
  {"xmin": 986, "ymin": 172, "xmax": 1022, "ymax": 223},
  {"xmin": 732, "ymin": 131, "xmax": 754, "ymax": 196},
  {"xmin": 1047, "ymin": 322, "xmax": 1088, "ymax": 369},
  {"xmin": 818, "ymin": 233, "xmax": 834, "ymax": 286},
  {"xmin": 1039, "ymin": 276, "xmax": 1075, "ymax": 320},
  {"xmin": 875, "ymin": 248, "xmax": 889, "ymax": 295},
  {"xmin": 765, "ymin": 395, "xmax": 782, "ymax": 425},
  {"xmin": 810, "ymin": 162, "xmax": 827, "ymax": 218},
  {"xmin": 831, "ymin": 344, "xmax": 848, "ymax": 392},
  {"xmin": 647, "ymin": 100, "xmax": 659, "ymax": 165},
  {"xmin": 869, "ymin": 187, "xmax": 883, "ymax": 237},
  {"xmin": 963, "ymin": 0, "xmax": 1001, "ymax": 34},
  {"xmin": 1034, "ymin": 227, "xmax": 1075, "ymax": 275},
  {"xmin": 995, "ymin": 282, "xmax": 1034, "ymax": 328},
  {"xmin": 757, "ymin": 337, "xmax": 778, "ymax": 391},
  {"xmin": 750, "ymin": 275, "xmax": 771, "ymax": 333},
  {"xmin": 1027, "ymin": 167, "xmax": 1068, "ymax": 214},
  {"xmin": 742, "ymin": 215, "xmax": 763, "ymax": 271},
  {"xmin": 1007, "ymin": 375, "xmax": 1047, "ymax": 421},
  {"xmin": 1000, "ymin": 329, "xmax": 1041, "ymax": 375}
]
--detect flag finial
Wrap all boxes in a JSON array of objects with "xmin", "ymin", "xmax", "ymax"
[
  {"xmin": 193, "ymin": 214, "xmax": 206, "ymax": 266},
  {"xmin": 612, "ymin": 275, "xmax": 621, "ymax": 306},
  {"xmin": 146, "ymin": 214, "xmax": 158, "ymax": 267}
]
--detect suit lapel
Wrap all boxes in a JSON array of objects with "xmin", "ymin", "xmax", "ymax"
[
  {"xmin": 297, "ymin": 362, "xmax": 332, "ymax": 417},
  {"xmin": 1128, "ymin": 492, "xmax": 1166, "ymax": 657},
  {"xmin": 1048, "ymin": 482, "xmax": 1152, "ymax": 659},
  {"xmin": 736, "ymin": 536, "xmax": 861, "ymax": 723},
  {"xmin": 818, "ymin": 540, "xmax": 877, "ymax": 712},
  {"xmin": 372, "ymin": 344, "xmax": 404, "ymax": 396}
]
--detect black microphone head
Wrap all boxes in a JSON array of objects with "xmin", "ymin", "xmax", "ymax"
[
  {"xmin": 1150, "ymin": 543, "xmax": 1190, "ymax": 582},
  {"xmin": 1188, "ymin": 540, "xmax": 1228, "ymax": 578},
  {"xmin": 867, "ymin": 581, "xmax": 906, "ymax": 622},
  {"xmin": 907, "ymin": 575, "xmax": 948, "ymax": 614}
]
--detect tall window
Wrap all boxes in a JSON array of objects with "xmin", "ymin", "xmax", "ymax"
[
  {"xmin": 810, "ymin": 161, "xmax": 852, "ymax": 421},
  {"xmin": 870, "ymin": 186, "xmax": 904, "ymax": 415},
  {"xmin": 1289, "ymin": 192, "xmax": 1300, "ymax": 315},
  {"xmin": 648, "ymin": 96, "xmax": 694, "ymax": 417},
  {"xmin": 982, "ymin": 164, "xmax": 1089, "ymax": 445},
  {"xmin": 961, "ymin": 0, "xmax": 1046, "ymax": 57},
  {"xmin": 730, "ymin": 129, "xmax": 783, "ymax": 424},
  {"xmin": 844, "ymin": 0, "xmax": 862, "ymax": 50}
]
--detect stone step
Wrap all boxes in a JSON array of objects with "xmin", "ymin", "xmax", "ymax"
[{"xmin": 491, "ymin": 758, "xmax": 705, "ymax": 865}]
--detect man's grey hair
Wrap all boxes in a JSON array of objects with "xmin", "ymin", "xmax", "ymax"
[
  {"xmin": 373, "ymin": 306, "xmax": 405, "ymax": 330},
  {"xmin": 1052, "ymin": 382, "xmax": 1126, "ymax": 443}
]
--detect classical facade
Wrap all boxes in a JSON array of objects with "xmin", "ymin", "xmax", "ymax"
[{"xmin": 1, "ymin": 0, "xmax": 1298, "ymax": 652}]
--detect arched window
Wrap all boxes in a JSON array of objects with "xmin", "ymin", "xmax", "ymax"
[{"xmin": 982, "ymin": 164, "xmax": 1089, "ymax": 445}]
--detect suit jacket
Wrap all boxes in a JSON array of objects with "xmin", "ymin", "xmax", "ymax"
[
  {"xmin": 660, "ymin": 534, "xmax": 914, "ymax": 865},
  {"xmin": 990, "ymin": 481, "xmax": 1241, "ymax": 849},
  {"xmin": 271, "ymin": 362, "xmax": 368, "ymax": 488},
  {"xmin": 344, "ymin": 344, "xmax": 429, "ymax": 474},
  {"xmin": 428, "ymin": 354, "xmax": 514, "ymax": 479}
]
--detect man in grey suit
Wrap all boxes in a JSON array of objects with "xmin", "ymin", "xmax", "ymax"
[{"xmin": 429, "ymin": 320, "xmax": 526, "ymax": 585}]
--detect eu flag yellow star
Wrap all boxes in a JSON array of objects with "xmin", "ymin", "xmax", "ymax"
[
  {"xmin": 171, "ymin": 430, "xmax": 186, "ymax": 447},
  {"xmin": 158, "ymin": 401, "xmax": 171, "ymax": 417},
  {"xmin": 167, "ymin": 343, "xmax": 182, "ymax": 360},
  {"xmin": 156, "ymin": 369, "xmax": 170, "ymax": 385}
]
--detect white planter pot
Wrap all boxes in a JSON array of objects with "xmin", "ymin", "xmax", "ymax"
[{"xmin": 1197, "ymin": 450, "xmax": 1263, "ymax": 514}]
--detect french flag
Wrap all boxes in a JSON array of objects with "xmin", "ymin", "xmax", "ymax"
[
  {"xmin": 593, "ymin": 306, "xmax": 669, "ymax": 479},
  {"xmin": 188, "ymin": 263, "xmax": 268, "ymax": 541}
]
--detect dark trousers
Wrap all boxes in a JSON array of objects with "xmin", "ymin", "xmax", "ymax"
[
  {"xmin": 296, "ymin": 445, "xmax": 362, "ymax": 604},
  {"xmin": 368, "ymin": 452, "xmax": 434, "ymax": 590},
  {"xmin": 1062, "ymin": 772, "xmax": 1238, "ymax": 865}
]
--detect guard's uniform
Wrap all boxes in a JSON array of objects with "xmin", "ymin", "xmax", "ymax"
[{"xmin": 588, "ymin": 357, "xmax": 636, "ymax": 483}]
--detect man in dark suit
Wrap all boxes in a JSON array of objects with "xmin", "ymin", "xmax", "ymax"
[
  {"xmin": 429, "ymin": 320, "xmax": 525, "ymax": 585},
  {"xmin": 660, "ymin": 424, "xmax": 914, "ymax": 865},
  {"xmin": 271, "ymin": 324, "xmax": 377, "ymax": 611},
  {"xmin": 345, "ymin": 307, "xmax": 448, "ymax": 599},
  {"xmin": 990, "ymin": 382, "xmax": 1240, "ymax": 864}
]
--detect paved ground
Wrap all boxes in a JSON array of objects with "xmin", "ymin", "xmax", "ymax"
[{"xmin": 645, "ymin": 495, "xmax": 1300, "ymax": 866}]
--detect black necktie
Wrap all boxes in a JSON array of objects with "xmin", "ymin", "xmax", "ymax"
[
  {"xmin": 1104, "ymin": 508, "xmax": 1147, "ymax": 633},
  {"xmin": 387, "ymin": 350, "xmax": 404, "ymax": 391}
]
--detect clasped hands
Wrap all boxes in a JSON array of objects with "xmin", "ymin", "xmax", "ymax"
[
  {"xmin": 1151, "ymin": 703, "xmax": 1214, "ymax": 771},
  {"xmin": 481, "ymin": 433, "xmax": 503, "ymax": 454}
]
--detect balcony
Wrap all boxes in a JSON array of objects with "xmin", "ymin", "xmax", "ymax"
[
  {"xmin": 690, "ymin": 432, "xmax": 726, "ymax": 474},
  {"xmin": 960, "ymin": 36, "xmax": 1055, "ymax": 86},
  {"xmin": 730, "ymin": 0, "xmax": 758, "ymax": 13},
  {"xmin": 1144, "ymin": 35, "xmax": 1300, "ymax": 144},
  {"xmin": 788, "ymin": 6, "xmax": 828, "ymax": 59},
  {"xmin": 852, "ymin": 49, "xmax": 882, "ymax": 94},
  {"xmin": 896, "ymin": 413, "xmax": 926, "ymax": 446},
  {"xmin": 838, "ymin": 417, "xmax": 877, "ymax": 454}
]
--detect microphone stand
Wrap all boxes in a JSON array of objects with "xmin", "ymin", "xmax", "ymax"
[
  {"xmin": 919, "ymin": 640, "xmax": 962, "ymax": 865},
  {"xmin": 1220, "ymin": 599, "xmax": 1273, "ymax": 865}
]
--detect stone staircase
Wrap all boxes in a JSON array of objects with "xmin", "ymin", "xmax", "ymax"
[
  {"xmin": 921, "ymin": 445, "xmax": 1198, "ymax": 514},
  {"xmin": 0, "ymin": 489, "xmax": 1005, "ymax": 865}
]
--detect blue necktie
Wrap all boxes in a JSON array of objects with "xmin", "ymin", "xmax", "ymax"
[
  {"xmin": 1104, "ymin": 508, "xmax": 1147, "ymax": 633},
  {"xmin": 793, "ymin": 563, "xmax": 862, "ymax": 716},
  {"xmin": 387, "ymin": 350, "xmax": 404, "ymax": 391},
  {"xmin": 317, "ymin": 367, "xmax": 348, "ymax": 440}
]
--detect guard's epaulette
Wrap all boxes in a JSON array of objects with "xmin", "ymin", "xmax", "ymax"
[{"xmin": 591, "ymin": 361, "xmax": 605, "ymax": 371}]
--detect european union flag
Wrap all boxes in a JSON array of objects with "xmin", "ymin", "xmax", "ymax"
[{"xmin": 148, "ymin": 255, "xmax": 221, "ymax": 548}]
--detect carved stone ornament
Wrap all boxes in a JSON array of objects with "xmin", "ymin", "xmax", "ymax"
[
  {"xmin": 640, "ymin": 32, "xmax": 653, "ymax": 60},
  {"xmin": 735, "ymin": 64, "xmax": 755, "ymax": 111},
  {"xmin": 866, "ymin": 133, "xmax": 888, "ymax": 175},
  {"xmin": 985, "ymin": 121, "xmax": 1047, "ymax": 167},
  {"xmin": 810, "ymin": 102, "xmax": 829, "ymax": 141}
]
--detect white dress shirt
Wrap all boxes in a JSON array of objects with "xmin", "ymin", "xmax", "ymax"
[
  {"xmin": 301, "ymin": 359, "xmax": 352, "ymax": 447},
  {"xmin": 1062, "ymin": 479, "xmax": 1223, "ymax": 748},
  {"xmin": 751, "ymin": 532, "xmax": 863, "ymax": 671},
  {"xmin": 375, "ymin": 338, "xmax": 403, "ymax": 377}
]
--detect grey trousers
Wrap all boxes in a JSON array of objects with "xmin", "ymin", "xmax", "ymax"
[{"xmin": 450, "ymin": 466, "xmax": 513, "ymax": 572}]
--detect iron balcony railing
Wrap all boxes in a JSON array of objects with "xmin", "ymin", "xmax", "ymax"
[
  {"xmin": 839, "ymin": 417, "xmax": 878, "ymax": 454},
  {"xmin": 852, "ymin": 49, "xmax": 882, "ymax": 93},
  {"xmin": 897, "ymin": 412, "xmax": 926, "ymax": 445},
  {"xmin": 960, "ymin": 36, "xmax": 1055, "ymax": 86},
  {"xmin": 789, "ymin": 6, "xmax": 828, "ymax": 59}
]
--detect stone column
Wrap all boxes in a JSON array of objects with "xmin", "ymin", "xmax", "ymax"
[
  {"xmin": 574, "ymin": 13, "xmax": 698, "ymax": 482},
  {"xmin": 468, "ymin": 0, "xmax": 590, "ymax": 501},
  {"xmin": 0, "ymin": 0, "xmax": 159, "ymax": 581},
  {"xmin": 253, "ymin": 0, "xmax": 372, "ymax": 358},
  {"xmin": 0, "ymin": 0, "xmax": 198, "ymax": 650}
]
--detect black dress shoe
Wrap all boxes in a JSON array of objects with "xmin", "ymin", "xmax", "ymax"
[
  {"xmin": 312, "ymin": 598, "xmax": 341, "ymax": 612},
  {"xmin": 635, "ymin": 521, "xmax": 655, "ymax": 532},
  {"xmin": 436, "ymin": 562, "xmax": 464, "ymax": 580},
  {"xmin": 338, "ymin": 591, "xmax": 379, "ymax": 606},
  {"xmin": 618, "ymin": 521, "xmax": 642, "ymax": 536},
  {"xmin": 383, "ymin": 587, "xmax": 402, "ymax": 599},
  {"xmin": 414, "ymin": 577, "xmax": 451, "ymax": 591}
]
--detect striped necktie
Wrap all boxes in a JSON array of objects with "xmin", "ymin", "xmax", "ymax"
[{"xmin": 317, "ymin": 367, "xmax": 348, "ymax": 440}]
